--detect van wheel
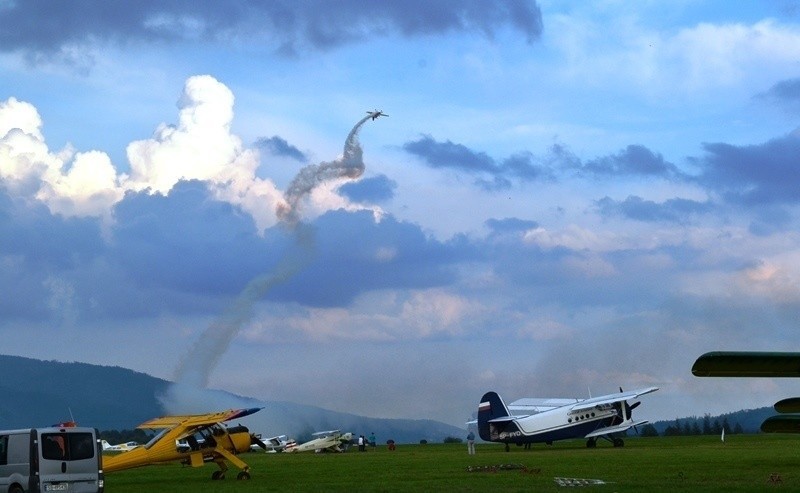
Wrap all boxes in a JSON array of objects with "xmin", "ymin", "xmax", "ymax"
[{"xmin": 10, "ymin": 485, "xmax": 24, "ymax": 493}]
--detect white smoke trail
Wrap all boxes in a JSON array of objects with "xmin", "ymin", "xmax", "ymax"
[
  {"xmin": 277, "ymin": 114, "xmax": 370, "ymax": 225},
  {"xmin": 161, "ymin": 114, "xmax": 373, "ymax": 412}
]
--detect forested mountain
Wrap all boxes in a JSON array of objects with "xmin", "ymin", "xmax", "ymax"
[{"xmin": 0, "ymin": 354, "xmax": 464, "ymax": 444}]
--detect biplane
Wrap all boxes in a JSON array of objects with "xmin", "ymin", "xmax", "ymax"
[
  {"xmin": 478, "ymin": 387, "xmax": 658, "ymax": 450},
  {"xmin": 104, "ymin": 408, "xmax": 266, "ymax": 480},
  {"xmin": 289, "ymin": 430, "xmax": 352, "ymax": 453}
]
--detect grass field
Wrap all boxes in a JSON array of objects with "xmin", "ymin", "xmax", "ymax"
[{"xmin": 104, "ymin": 434, "xmax": 800, "ymax": 492}]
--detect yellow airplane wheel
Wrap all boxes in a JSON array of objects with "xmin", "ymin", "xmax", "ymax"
[{"xmin": 237, "ymin": 471, "xmax": 251, "ymax": 480}]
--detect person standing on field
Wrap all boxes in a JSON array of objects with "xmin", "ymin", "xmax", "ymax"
[{"xmin": 467, "ymin": 431, "xmax": 475, "ymax": 455}]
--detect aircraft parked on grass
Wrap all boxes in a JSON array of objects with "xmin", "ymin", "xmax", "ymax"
[
  {"xmin": 289, "ymin": 430, "xmax": 352, "ymax": 453},
  {"xmin": 249, "ymin": 434, "xmax": 297, "ymax": 453},
  {"xmin": 101, "ymin": 440, "xmax": 139, "ymax": 452},
  {"xmin": 478, "ymin": 387, "xmax": 658, "ymax": 451},
  {"xmin": 104, "ymin": 408, "xmax": 266, "ymax": 480},
  {"xmin": 693, "ymin": 351, "xmax": 800, "ymax": 433}
]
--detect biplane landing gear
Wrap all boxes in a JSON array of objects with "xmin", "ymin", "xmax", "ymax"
[
  {"xmin": 237, "ymin": 471, "xmax": 251, "ymax": 480},
  {"xmin": 586, "ymin": 438, "xmax": 597, "ymax": 448},
  {"xmin": 613, "ymin": 438, "xmax": 624, "ymax": 448},
  {"xmin": 211, "ymin": 470, "xmax": 225, "ymax": 480}
]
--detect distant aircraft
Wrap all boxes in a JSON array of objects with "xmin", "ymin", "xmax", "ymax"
[
  {"xmin": 103, "ymin": 408, "xmax": 266, "ymax": 480},
  {"xmin": 366, "ymin": 109, "xmax": 388, "ymax": 120},
  {"xmin": 693, "ymin": 351, "xmax": 800, "ymax": 433},
  {"xmin": 249, "ymin": 434, "xmax": 297, "ymax": 453},
  {"xmin": 288, "ymin": 430, "xmax": 352, "ymax": 453},
  {"xmin": 101, "ymin": 440, "xmax": 139, "ymax": 452},
  {"xmin": 478, "ymin": 387, "xmax": 658, "ymax": 451}
]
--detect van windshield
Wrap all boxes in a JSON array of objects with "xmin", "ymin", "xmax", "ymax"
[{"xmin": 41, "ymin": 432, "xmax": 95, "ymax": 461}]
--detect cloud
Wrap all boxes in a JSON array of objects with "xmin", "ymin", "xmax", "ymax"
[
  {"xmin": 0, "ymin": 97, "xmax": 122, "ymax": 217},
  {"xmin": 0, "ymin": 0, "xmax": 543, "ymax": 62},
  {"xmin": 255, "ymin": 135, "xmax": 307, "ymax": 162},
  {"xmin": 403, "ymin": 135, "xmax": 554, "ymax": 190},
  {"xmin": 596, "ymin": 195, "xmax": 713, "ymax": 223},
  {"xmin": 485, "ymin": 217, "xmax": 538, "ymax": 234},
  {"xmin": 270, "ymin": 210, "xmax": 461, "ymax": 307},
  {"xmin": 692, "ymin": 131, "xmax": 800, "ymax": 206},
  {"xmin": 755, "ymin": 77, "xmax": 800, "ymax": 113},
  {"xmin": 578, "ymin": 145, "xmax": 683, "ymax": 179},
  {"xmin": 339, "ymin": 174, "xmax": 397, "ymax": 204}
]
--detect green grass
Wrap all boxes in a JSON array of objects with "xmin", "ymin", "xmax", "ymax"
[{"xmin": 104, "ymin": 435, "xmax": 800, "ymax": 492}]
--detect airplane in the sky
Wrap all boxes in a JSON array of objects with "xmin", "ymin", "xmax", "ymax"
[
  {"xmin": 693, "ymin": 351, "xmax": 800, "ymax": 433},
  {"xmin": 366, "ymin": 109, "xmax": 388, "ymax": 120},
  {"xmin": 288, "ymin": 430, "xmax": 352, "ymax": 453},
  {"xmin": 101, "ymin": 440, "xmax": 140, "ymax": 452},
  {"xmin": 249, "ymin": 434, "xmax": 297, "ymax": 453},
  {"xmin": 478, "ymin": 387, "xmax": 658, "ymax": 451},
  {"xmin": 103, "ymin": 408, "xmax": 266, "ymax": 480}
]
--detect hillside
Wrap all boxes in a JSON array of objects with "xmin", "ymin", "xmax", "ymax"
[{"xmin": 0, "ymin": 354, "xmax": 464, "ymax": 444}]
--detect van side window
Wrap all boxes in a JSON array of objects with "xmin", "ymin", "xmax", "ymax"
[{"xmin": 0, "ymin": 435, "xmax": 7, "ymax": 465}]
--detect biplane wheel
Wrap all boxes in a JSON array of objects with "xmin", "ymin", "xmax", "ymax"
[
  {"xmin": 586, "ymin": 438, "xmax": 596, "ymax": 448},
  {"xmin": 613, "ymin": 438, "xmax": 624, "ymax": 448},
  {"xmin": 212, "ymin": 470, "xmax": 225, "ymax": 480},
  {"xmin": 237, "ymin": 471, "xmax": 251, "ymax": 480}
]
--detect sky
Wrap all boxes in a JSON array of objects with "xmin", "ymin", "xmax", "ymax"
[{"xmin": 2, "ymin": 0, "xmax": 800, "ymax": 429}]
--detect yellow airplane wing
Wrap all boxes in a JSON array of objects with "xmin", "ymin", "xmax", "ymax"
[{"xmin": 137, "ymin": 408, "xmax": 259, "ymax": 430}]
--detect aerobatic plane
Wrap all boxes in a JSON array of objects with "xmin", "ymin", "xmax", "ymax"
[
  {"xmin": 478, "ymin": 387, "xmax": 658, "ymax": 451},
  {"xmin": 288, "ymin": 430, "xmax": 352, "ymax": 453},
  {"xmin": 103, "ymin": 408, "xmax": 266, "ymax": 480},
  {"xmin": 693, "ymin": 351, "xmax": 800, "ymax": 433},
  {"xmin": 366, "ymin": 109, "xmax": 388, "ymax": 120}
]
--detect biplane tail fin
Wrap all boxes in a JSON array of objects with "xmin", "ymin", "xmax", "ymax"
[{"xmin": 478, "ymin": 392, "xmax": 519, "ymax": 441}]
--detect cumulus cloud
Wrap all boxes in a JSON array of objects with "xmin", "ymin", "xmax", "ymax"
[
  {"xmin": 124, "ymin": 75, "xmax": 284, "ymax": 231},
  {"xmin": 0, "ymin": 75, "xmax": 291, "ymax": 230},
  {"xmin": 0, "ymin": 97, "xmax": 122, "ymax": 217}
]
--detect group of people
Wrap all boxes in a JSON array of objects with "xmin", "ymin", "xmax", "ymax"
[{"xmin": 357, "ymin": 433, "xmax": 376, "ymax": 452}]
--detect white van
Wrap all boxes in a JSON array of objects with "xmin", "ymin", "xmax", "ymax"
[{"xmin": 0, "ymin": 427, "xmax": 104, "ymax": 493}]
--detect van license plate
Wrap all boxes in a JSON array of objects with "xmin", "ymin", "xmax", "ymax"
[{"xmin": 45, "ymin": 484, "xmax": 68, "ymax": 491}]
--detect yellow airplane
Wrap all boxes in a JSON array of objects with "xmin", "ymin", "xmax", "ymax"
[{"xmin": 104, "ymin": 407, "xmax": 265, "ymax": 480}]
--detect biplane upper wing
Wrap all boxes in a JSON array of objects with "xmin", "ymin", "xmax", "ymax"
[{"xmin": 692, "ymin": 351, "xmax": 800, "ymax": 377}]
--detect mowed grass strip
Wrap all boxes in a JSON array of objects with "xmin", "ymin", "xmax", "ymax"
[{"xmin": 104, "ymin": 434, "xmax": 799, "ymax": 492}]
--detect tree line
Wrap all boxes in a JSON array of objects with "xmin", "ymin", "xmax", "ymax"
[{"xmin": 640, "ymin": 414, "xmax": 745, "ymax": 437}]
